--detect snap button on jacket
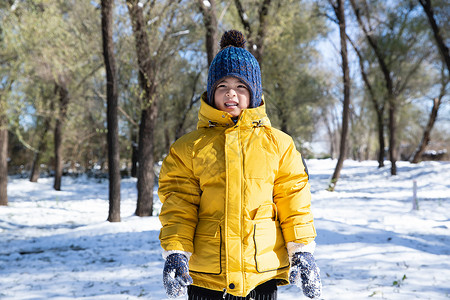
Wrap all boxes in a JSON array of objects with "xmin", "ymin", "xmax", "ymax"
[{"xmin": 159, "ymin": 94, "xmax": 316, "ymax": 297}]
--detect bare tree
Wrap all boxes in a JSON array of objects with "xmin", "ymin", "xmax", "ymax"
[
  {"xmin": 127, "ymin": 0, "xmax": 179, "ymax": 216},
  {"xmin": 1, "ymin": 1, "xmax": 19, "ymax": 205},
  {"xmin": 30, "ymin": 114, "xmax": 51, "ymax": 182},
  {"xmin": 130, "ymin": 129, "xmax": 138, "ymax": 178},
  {"xmin": 0, "ymin": 97, "xmax": 7, "ymax": 206},
  {"xmin": 346, "ymin": 35, "xmax": 385, "ymax": 168},
  {"xmin": 350, "ymin": 0, "xmax": 429, "ymax": 175},
  {"xmin": 101, "ymin": 0, "xmax": 121, "ymax": 222},
  {"xmin": 321, "ymin": 107, "xmax": 340, "ymax": 159},
  {"xmin": 0, "ymin": 69, "xmax": 13, "ymax": 207},
  {"xmin": 409, "ymin": 0, "xmax": 449, "ymax": 163},
  {"xmin": 411, "ymin": 63, "xmax": 448, "ymax": 163},
  {"xmin": 53, "ymin": 82, "xmax": 69, "ymax": 190},
  {"xmin": 350, "ymin": 0, "xmax": 398, "ymax": 174},
  {"xmin": 328, "ymin": 0, "xmax": 351, "ymax": 191},
  {"xmin": 127, "ymin": 0, "xmax": 158, "ymax": 216},
  {"xmin": 126, "ymin": 0, "xmax": 187, "ymax": 216}
]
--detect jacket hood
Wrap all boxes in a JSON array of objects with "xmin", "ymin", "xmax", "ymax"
[{"xmin": 197, "ymin": 92, "xmax": 270, "ymax": 130}]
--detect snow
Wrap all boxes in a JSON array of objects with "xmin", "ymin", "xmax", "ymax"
[{"xmin": 1, "ymin": 160, "xmax": 449, "ymax": 299}]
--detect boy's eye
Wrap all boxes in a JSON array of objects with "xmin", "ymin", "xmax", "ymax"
[{"xmin": 237, "ymin": 85, "xmax": 247, "ymax": 89}]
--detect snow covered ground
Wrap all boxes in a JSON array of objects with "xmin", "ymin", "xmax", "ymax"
[{"xmin": 1, "ymin": 159, "xmax": 449, "ymax": 299}]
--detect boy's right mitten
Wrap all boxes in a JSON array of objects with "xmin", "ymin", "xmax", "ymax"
[
  {"xmin": 289, "ymin": 252, "xmax": 322, "ymax": 299},
  {"xmin": 163, "ymin": 253, "xmax": 193, "ymax": 298}
]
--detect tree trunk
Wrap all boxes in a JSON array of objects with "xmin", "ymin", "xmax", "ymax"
[
  {"xmin": 30, "ymin": 116, "xmax": 51, "ymax": 182},
  {"xmin": 253, "ymin": 0, "xmax": 271, "ymax": 64},
  {"xmin": 0, "ymin": 0, "xmax": 13, "ymax": 206},
  {"xmin": 387, "ymin": 97, "xmax": 397, "ymax": 175},
  {"xmin": 163, "ymin": 111, "xmax": 171, "ymax": 154},
  {"xmin": 53, "ymin": 83, "xmax": 69, "ymax": 191},
  {"xmin": 280, "ymin": 113, "xmax": 289, "ymax": 135},
  {"xmin": 328, "ymin": 0, "xmax": 351, "ymax": 191},
  {"xmin": 418, "ymin": 0, "xmax": 450, "ymax": 73},
  {"xmin": 53, "ymin": 115, "xmax": 63, "ymax": 190},
  {"xmin": 102, "ymin": 0, "xmax": 121, "ymax": 222},
  {"xmin": 411, "ymin": 97, "xmax": 440, "ymax": 163},
  {"xmin": 131, "ymin": 128, "xmax": 138, "ymax": 178},
  {"xmin": 136, "ymin": 106, "xmax": 157, "ymax": 216},
  {"xmin": 0, "ymin": 123, "xmax": 7, "ymax": 206},
  {"xmin": 321, "ymin": 109, "xmax": 336, "ymax": 158},
  {"xmin": 127, "ymin": 0, "xmax": 158, "ymax": 216},
  {"xmin": 198, "ymin": 0, "xmax": 218, "ymax": 66},
  {"xmin": 376, "ymin": 111, "xmax": 385, "ymax": 167},
  {"xmin": 233, "ymin": 0, "xmax": 272, "ymax": 64}
]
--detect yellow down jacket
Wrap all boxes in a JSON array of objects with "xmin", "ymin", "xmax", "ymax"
[{"xmin": 158, "ymin": 94, "xmax": 316, "ymax": 297}]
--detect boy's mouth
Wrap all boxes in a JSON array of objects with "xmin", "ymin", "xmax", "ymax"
[{"xmin": 225, "ymin": 102, "xmax": 238, "ymax": 107}]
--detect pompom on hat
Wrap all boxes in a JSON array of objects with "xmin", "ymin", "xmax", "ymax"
[{"xmin": 207, "ymin": 30, "xmax": 262, "ymax": 108}]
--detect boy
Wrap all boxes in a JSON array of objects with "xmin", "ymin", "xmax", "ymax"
[{"xmin": 159, "ymin": 30, "xmax": 321, "ymax": 300}]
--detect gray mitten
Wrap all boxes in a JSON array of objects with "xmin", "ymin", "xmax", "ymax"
[
  {"xmin": 289, "ymin": 252, "xmax": 322, "ymax": 298},
  {"xmin": 163, "ymin": 253, "xmax": 193, "ymax": 298}
]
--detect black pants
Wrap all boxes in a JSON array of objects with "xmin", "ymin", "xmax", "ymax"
[{"xmin": 187, "ymin": 279, "xmax": 277, "ymax": 300}]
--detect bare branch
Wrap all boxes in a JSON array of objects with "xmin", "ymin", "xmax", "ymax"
[
  {"xmin": 418, "ymin": 0, "xmax": 450, "ymax": 73},
  {"xmin": 234, "ymin": 0, "xmax": 252, "ymax": 39}
]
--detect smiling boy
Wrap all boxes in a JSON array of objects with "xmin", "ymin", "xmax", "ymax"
[
  {"xmin": 158, "ymin": 30, "xmax": 322, "ymax": 300},
  {"xmin": 213, "ymin": 77, "xmax": 250, "ymax": 118}
]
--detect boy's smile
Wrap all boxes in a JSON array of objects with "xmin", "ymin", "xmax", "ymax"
[{"xmin": 214, "ymin": 76, "xmax": 250, "ymax": 118}]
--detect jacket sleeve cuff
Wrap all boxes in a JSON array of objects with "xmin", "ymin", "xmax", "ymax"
[
  {"xmin": 287, "ymin": 241, "xmax": 316, "ymax": 263},
  {"xmin": 282, "ymin": 223, "xmax": 317, "ymax": 243},
  {"xmin": 162, "ymin": 250, "xmax": 192, "ymax": 260}
]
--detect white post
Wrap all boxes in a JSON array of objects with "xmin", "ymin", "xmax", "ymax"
[{"xmin": 412, "ymin": 180, "xmax": 419, "ymax": 210}]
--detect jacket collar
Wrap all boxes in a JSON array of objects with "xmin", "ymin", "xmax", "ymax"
[{"xmin": 197, "ymin": 92, "xmax": 271, "ymax": 129}]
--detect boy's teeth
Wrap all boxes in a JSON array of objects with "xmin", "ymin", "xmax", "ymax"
[{"xmin": 225, "ymin": 103, "xmax": 237, "ymax": 107}]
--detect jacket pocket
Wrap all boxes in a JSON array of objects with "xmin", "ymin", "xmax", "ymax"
[
  {"xmin": 253, "ymin": 207, "xmax": 289, "ymax": 273},
  {"xmin": 253, "ymin": 203, "xmax": 277, "ymax": 220},
  {"xmin": 189, "ymin": 219, "xmax": 222, "ymax": 274}
]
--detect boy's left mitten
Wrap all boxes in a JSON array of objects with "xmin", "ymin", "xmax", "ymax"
[
  {"xmin": 163, "ymin": 253, "xmax": 193, "ymax": 298},
  {"xmin": 289, "ymin": 252, "xmax": 322, "ymax": 299}
]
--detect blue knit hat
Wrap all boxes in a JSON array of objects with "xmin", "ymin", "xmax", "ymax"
[{"xmin": 207, "ymin": 30, "xmax": 262, "ymax": 108}]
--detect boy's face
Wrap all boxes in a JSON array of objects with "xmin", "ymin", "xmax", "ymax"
[{"xmin": 214, "ymin": 76, "xmax": 250, "ymax": 118}]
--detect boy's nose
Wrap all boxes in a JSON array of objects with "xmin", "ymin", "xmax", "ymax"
[{"xmin": 226, "ymin": 89, "xmax": 237, "ymax": 97}]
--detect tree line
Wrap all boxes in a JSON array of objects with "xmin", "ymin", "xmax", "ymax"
[{"xmin": 0, "ymin": 0, "xmax": 448, "ymax": 216}]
